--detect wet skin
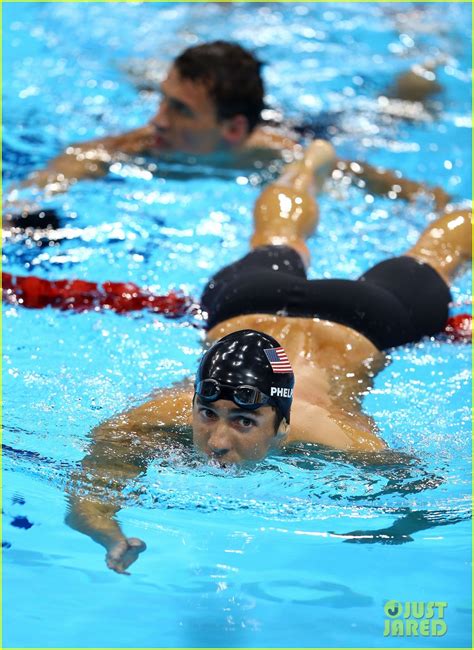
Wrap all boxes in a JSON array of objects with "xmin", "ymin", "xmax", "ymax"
[
  {"xmin": 63, "ymin": 141, "xmax": 470, "ymax": 574},
  {"xmin": 149, "ymin": 66, "xmax": 243, "ymax": 155},
  {"xmin": 192, "ymin": 396, "xmax": 284, "ymax": 465}
]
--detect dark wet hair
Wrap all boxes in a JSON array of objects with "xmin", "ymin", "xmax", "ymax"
[{"xmin": 174, "ymin": 41, "xmax": 265, "ymax": 132}]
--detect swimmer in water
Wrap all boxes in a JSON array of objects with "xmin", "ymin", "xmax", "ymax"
[
  {"xmin": 5, "ymin": 41, "xmax": 450, "ymax": 227},
  {"xmin": 9, "ymin": 42, "xmax": 294, "ymax": 192},
  {"xmin": 65, "ymin": 139, "xmax": 471, "ymax": 574}
]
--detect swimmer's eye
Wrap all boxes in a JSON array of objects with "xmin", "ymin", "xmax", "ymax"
[
  {"xmin": 169, "ymin": 98, "xmax": 194, "ymax": 118},
  {"xmin": 235, "ymin": 416, "xmax": 257, "ymax": 429},
  {"xmin": 197, "ymin": 407, "xmax": 256, "ymax": 429},
  {"xmin": 199, "ymin": 407, "xmax": 217, "ymax": 420},
  {"xmin": 157, "ymin": 89, "xmax": 195, "ymax": 119}
]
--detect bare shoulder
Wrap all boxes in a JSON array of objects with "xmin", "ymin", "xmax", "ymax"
[
  {"xmin": 125, "ymin": 385, "xmax": 193, "ymax": 428},
  {"xmin": 243, "ymin": 125, "xmax": 299, "ymax": 152},
  {"xmin": 95, "ymin": 383, "xmax": 194, "ymax": 440},
  {"xmin": 98, "ymin": 125, "xmax": 156, "ymax": 155}
]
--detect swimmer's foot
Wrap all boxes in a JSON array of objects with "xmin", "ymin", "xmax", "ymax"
[
  {"xmin": 387, "ymin": 58, "xmax": 445, "ymax": 103},
  {"xmin": 406, "ymin": 208, "xmax": 472, "ymax": 283},
  {"xmin": 277, "ymin": 139, "xmax": 337, "ymax": 194}
]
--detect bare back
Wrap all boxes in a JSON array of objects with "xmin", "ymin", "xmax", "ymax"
[
  {"xmin": 121, "ymin": 312, "xmax": 387, "ymax": 453},
  {"xmin": 207, "ymin": 313, "xmax": 388, "ymax": 451}
]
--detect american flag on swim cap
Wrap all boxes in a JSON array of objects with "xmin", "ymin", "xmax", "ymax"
[{"xmin": 263, "ymin": 347, "xmax": 293, "ymax": 373}]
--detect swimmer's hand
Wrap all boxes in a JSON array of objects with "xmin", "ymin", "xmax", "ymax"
[{"xmin": 105, "ymin": 537, "xmax": 147, "ymax": 575}]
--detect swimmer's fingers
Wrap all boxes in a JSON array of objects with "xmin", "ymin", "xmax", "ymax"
[{"xmin": 105, "ymin": 537, "xmax": 147, "ymax": 575}]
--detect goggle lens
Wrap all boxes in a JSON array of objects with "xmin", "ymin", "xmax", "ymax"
[
  {"xmin": 197, "ymin": 379, "xmax": 220, "ymax": 400},
  {"xmin": 234, "ymin": 385, "xmax": 262, "ymax": 406},
  {"xmin": 196, "ymin": 379, "xmax": 270, "ymax": 409}
]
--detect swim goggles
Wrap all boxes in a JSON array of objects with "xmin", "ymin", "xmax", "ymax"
[{"xmin": 195, "ymin": 378, "xmax": 271, "ymax": 410}]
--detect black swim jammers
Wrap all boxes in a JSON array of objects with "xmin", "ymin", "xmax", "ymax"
[{"xmin": 201, "ymin": 245, "xmax": 452, "ymax": 351}]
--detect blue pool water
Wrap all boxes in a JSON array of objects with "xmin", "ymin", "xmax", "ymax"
[{"xmin": 2, "ymin": 2, "xmax": 472, "ymax": 648}]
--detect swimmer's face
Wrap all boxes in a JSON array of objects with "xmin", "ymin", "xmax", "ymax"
[
  {"xmin": 149, "ymin": 66, "xmax": 248, "ymax": 155},
  {"xmin": 192, "ymin": 397, "xmax": 283, "ymax": 465}
]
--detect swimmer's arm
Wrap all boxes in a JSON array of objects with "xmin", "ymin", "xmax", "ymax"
[
  {"xmin": 66, "ymin": 425, "xmax": 183, "ymax": 572},
  {"xmin": 337, "ymin": 418, "xmax": 388, "ymax": 452},
  {"xmin": 9, "ymin": 125, "xmax": 155, "ymax": 195},
  {"xmin": 65, "ymin": 424, "xmax": 151, "ymax": 573},
  {"xmin": 333, "ymin": 159, "xmax": 450, "ymax": 211},
  {"xmin": 65, "ymin": 389, "xmax": 193, "ymax": 573},
  {"xmin": 113, "ymin": 386, "xmax": 194, "ymax": 433}
]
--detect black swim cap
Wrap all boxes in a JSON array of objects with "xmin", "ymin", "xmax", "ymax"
[{"xmin": 195, "ymin": 329, "xmax": 295, "ymax": 422}]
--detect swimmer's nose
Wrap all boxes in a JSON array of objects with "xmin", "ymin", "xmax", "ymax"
[
  {"xmin": 152, "ymin": 99, "xmax": 170, "ymax": 131},
  {"xmin": 208, "ymin": 440, "xmax": 231, "ymax": 457},
  {"xmin": 208, "ymin": 426, "xmax": 232, "ymax": 457},
  {"xmin": 209, "ymin": 447, "xmax": 230, "ymax": 460}
]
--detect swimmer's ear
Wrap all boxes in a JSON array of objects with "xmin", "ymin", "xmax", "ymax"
[
  {"xmin": 276, "ymin": 418, "xmax": 290, "ymax": 440},
  {"xmin": 220, "ymin": 114, "xmax": 249, "ymax": 146}
]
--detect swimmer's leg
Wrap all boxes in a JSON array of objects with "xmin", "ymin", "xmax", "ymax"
[
  {"xmin": 251, "ymin": 139, "xmax": 336, "ymax": 266},
  {"xmin": 405, "ymin": 208, "xmax": 472, "ymax": 284}
]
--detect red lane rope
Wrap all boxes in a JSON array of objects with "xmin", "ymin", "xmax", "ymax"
[
  {"xmin": 2, "ymin": 272, "xmax": 191, "ymax": 317},
  {"xmin": 443, "ymin": 313, "xmax": 472, "ymax": 343},
  {"xmin": 2, "ymin": 271, "xmax": 472, "ymax": 341}
]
